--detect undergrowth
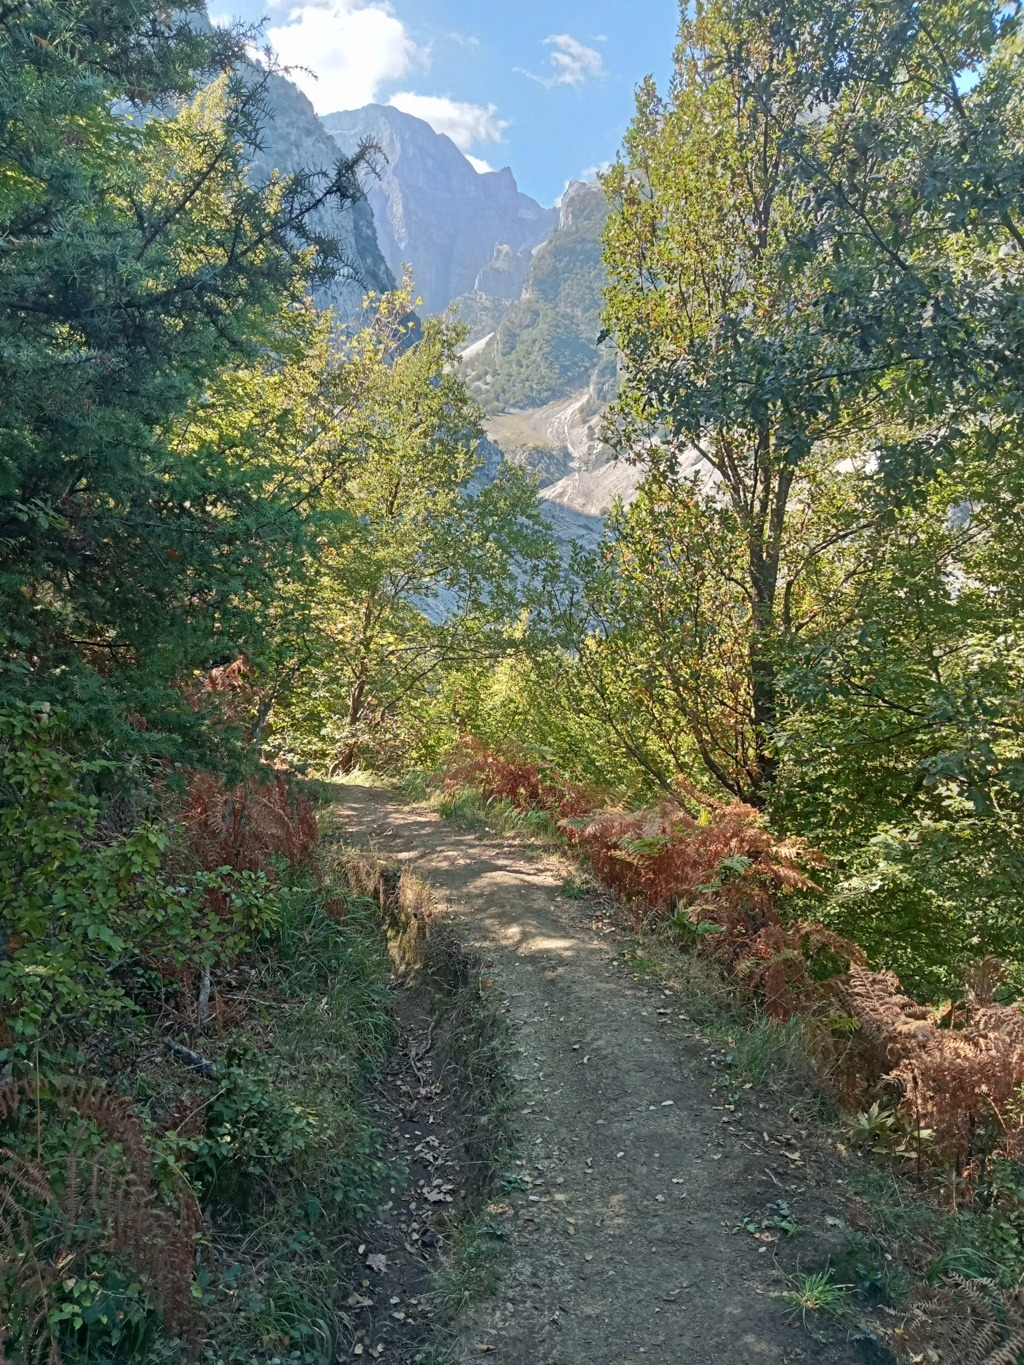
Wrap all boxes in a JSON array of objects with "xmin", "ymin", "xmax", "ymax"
[
  {"xmin": 190, "ymin": 880, "xmax": 395, "ymax": 1363},
  {"xmin": 431, "ymin": 1211, "xmax": 510, "ymax": 1321},
  {"xmin": 433, "ymin": 783, "xmax": 558, "ymax": 842},
  {"xmin": 0, "ymin": 705, "xmax": 397, "ymax": 1363}
]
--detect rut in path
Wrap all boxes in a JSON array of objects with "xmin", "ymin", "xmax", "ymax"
[{"xmin": 340, "ymin": 786, "xmax": 885, "ymax": 1365}]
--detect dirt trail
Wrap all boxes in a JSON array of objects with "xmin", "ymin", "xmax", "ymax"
[{"xmin": 340, "ymin": 786, "xmax": 883, "ymax": 1365}]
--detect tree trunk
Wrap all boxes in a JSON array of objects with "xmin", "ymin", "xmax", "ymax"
[
  {"xmin": 249, "ymin": 696, "xmax": 273, "ymax": 748},
  {"xmin": 331, "ymin": 679, "xmax": 367, "ymax": 776},
  {"xmin": 741, "ymin": 444, "xmax": 794, "ymax": 804}
]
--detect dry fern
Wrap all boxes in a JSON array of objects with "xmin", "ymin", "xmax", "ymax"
[
  {"xmin": 185, "ymin": 765, "xmax": 318, "ymax": 883},
  {"xmin": 0, "ymin": 1081, "xmax": 202, "ymax": 1364},
  {"xmin": 835, "ymin": 968, "xmax": 1024, "ymax": 1168},
  {"xmin": 899, "ymin": 1276, "xmax": 1024, "ymax": 1364}
]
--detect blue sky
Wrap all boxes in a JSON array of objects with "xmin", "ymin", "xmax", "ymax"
[{"xmin": 210, "ymin": 0, "xmax": 681, "ymax": 205}]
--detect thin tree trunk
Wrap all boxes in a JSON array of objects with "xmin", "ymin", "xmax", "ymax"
[
  {"xmin": 250, "ymin": 696, "xmax": 273, "ymax": 748},
  {"xmin": 332, "ymin": 678, "xmax": 367, "ymax": 775},
  {"xmin": 742, "ymin": 443, "xmax": 795, "ymax": 802}
]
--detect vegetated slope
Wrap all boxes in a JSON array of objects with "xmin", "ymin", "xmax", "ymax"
[
  {"xmin": 322, "ymin": 104, "xmax": 556, "ymax": 316},
  {"xmin": 461, "ymin": 180, "xmax": 643, "ymax": 528},
  {"xmin": 460, "ymin": 179, "xmax": 613, "ymax": 415}
]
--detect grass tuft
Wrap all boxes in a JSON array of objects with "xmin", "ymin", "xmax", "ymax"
[{"xmin": 780, "ymin": 1269, "xmax": 853, "ymax": 1325}]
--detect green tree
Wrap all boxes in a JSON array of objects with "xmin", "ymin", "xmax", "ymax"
[
  {"xmin": 774, "ymin": 434, "xmax": 1024, "ymax": 995},
  {"xmin": 275, "ymin": 287, "xmax": 556, "ymax": 774},
  {"xmin": 602, "ymin": 4, "xmax": 852, "ymax": 797},
  {"xmin": 595, "ymin": 0, "xmax": 1024, "ymax": 990},
  {"xmin": 602, "ymin": 0, "xmax": 1024, "ymax": 802},
  {"xmin": 0, "ymin": 1, "xmax": 368, "ymax": 758}
]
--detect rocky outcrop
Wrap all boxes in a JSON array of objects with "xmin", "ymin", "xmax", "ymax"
[
  {"xmin": 187, "ymin": 9, "xmax": 393, "ymax": 316},
  {"xmin": 250, "ymin": 75, "xmax": 394, "ymax": 315},
  {"xmin": 322, "ymin": 104, "xmax": 557, "ymax": 316}
]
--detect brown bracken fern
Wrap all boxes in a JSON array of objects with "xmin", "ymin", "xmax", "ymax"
[
  {"xmin": 835, "ymin": 967, "xmax": 1024, "ymax": 1169},
  {"xmin": 900, "ymin": 1276, "xmax": 1024, "ymax": 1364},
  {"xmin": 185, "ymin": 766, "xmax": 318, "ymax": 881},
  {"xmin": 0, "ymin": 1080, "xmax": 201, "ymax": 1364}
]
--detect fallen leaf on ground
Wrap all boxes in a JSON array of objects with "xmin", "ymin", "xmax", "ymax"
[{"xmin": 365, "ymin": 1253, "xmax": 389, "ymax": 1273}]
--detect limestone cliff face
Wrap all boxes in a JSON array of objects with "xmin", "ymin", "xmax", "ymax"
[
  {"xmin": 189, "ymin": 10, "xmax": 393, "ymax": 316},
  {"xmin": 250, "ymin": 75, "xmax": 394, "ymax": 315},
  {"xmin": 322, "ymin": 104, "xmax": 557, "ymax": 316}
]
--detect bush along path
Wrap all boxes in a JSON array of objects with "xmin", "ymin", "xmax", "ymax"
[{"xmin": 338, "ymin": 785, "xmax": 894, "ymax": 1365}]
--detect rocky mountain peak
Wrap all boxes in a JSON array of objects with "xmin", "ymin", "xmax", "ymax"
[
  {"xmin": 322, "ymin": 104, "xmax": 557, "ymax": 316},
  {"xmin": 557, "ymin": 178, "xmax": 604, "ymax": 230},
  {"xmin": 248, "ymin": 76, "xmax": 394, "ymax": 316}
]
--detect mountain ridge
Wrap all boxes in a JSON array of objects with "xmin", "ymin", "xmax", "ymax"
[
  {"xmin": 251, "ymin": 76, "xmax": 395, "ymax": 316},
  {"xmin": 258, "ymin": 93, "xmax": 641, "ymax": 538},
  {"xmin": 323, "ymin": 104, "xmax": 557, "ymax": 317}
]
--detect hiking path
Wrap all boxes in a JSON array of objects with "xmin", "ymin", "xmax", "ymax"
[{"xmin": 338, "ymin": 785, "xmax": 886, "ymax": 1365}]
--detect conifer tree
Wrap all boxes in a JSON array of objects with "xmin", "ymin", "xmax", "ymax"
[{"xmin": 0, "ymin": 1, "xmax": 368, "ymax": 756}]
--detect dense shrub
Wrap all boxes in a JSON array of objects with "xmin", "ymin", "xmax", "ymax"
[
  {"xmin": 0, "ymin": 705, "xmax": 284, "ymax": 1055},
  {"xmin": 0, "ymin": 1080, "xmax": 202, "ymax": 1362},
  {"xmin": 0, "ymin": 704, "xmax": 392, "ymax": 1361}
]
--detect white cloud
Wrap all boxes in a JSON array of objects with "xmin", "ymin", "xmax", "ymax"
[
  {"xmin": 466, "ymin": 154, "xmax": 495, "ymax": 175},
  {"xmin": 267, "ymin": 1, "xmax": 426, "ymax": 113},
  {"xmin": 387, "ymin": 93, "xmax": 508, "ymax": 151},
  {"xmin": 519, "ymin": 34, "xmax": 606, "ymax": 89},
  {"xmin": 545, "ymin": 34, "xmax": 604, "ymax": 85}
]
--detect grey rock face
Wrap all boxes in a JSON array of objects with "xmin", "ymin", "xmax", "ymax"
[
  {"xmin": 251, "ymin": 75, "xmax": 394, "ymax": 315},
  {"xmin": 322, "ymin": 104, "xmax": 557, "ymax": 316},
  {"xmin": 187, "ymin": 9, "xmax": 393, "ymax": 315}
]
